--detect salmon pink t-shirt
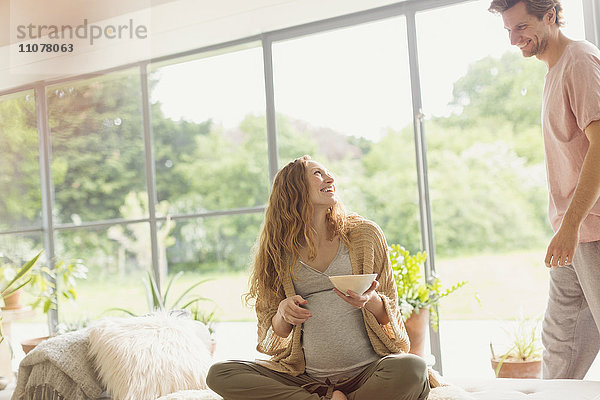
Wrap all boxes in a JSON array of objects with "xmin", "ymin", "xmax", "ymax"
[{"xmin": 542, "ymin": 40, "xmax": 600, "ymax": 242}]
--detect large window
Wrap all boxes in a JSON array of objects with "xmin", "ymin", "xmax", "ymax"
[
  {"xmin": 416, "ymin": 0, "xmax": 588, "ymax": 378},
  {"xmin": 46, "ymin": 71, "xmax": 149, "ymax": 321},
  {"xmin": 0, "ymin": 90, "xmax": 44, "ymax": 307},
  {"xmin": 0, "ymin": 90, "xmax": 41, "ymax": 232},
  {"xmin": 273, "ymin": 17, "xmax": 422, "ymax": 250},
  {"xmin": 48, "ymin": 71, "xmax": 146, "ymax": 225},
  {"xmin": 0, "ymin": 0, "xmax": 597, "ymax": 377},
  {"xmin": 55, "ymin": 223, "xmax": 151, "ymax": 321},
  {"xmin": 150, "ymin": 46, "xmax": 269, "ymax": 216}
]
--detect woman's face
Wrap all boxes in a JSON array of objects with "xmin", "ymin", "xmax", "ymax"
[{"xmin": 305, "ymin": 160, "xmax": 337, "ymax": 208}]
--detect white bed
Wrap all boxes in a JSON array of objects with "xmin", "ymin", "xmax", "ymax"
[{"xmin": 452, "ymin": 378, "xmax": 600, "ymax": 400}]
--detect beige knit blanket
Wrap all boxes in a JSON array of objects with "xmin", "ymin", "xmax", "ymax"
[{"xmin": 12, "ymin": 329, "xmax": 104, "ymax": 400}]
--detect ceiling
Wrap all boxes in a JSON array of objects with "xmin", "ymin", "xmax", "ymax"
[{"xmin": 0, "ymin": 0, "xmax": 404, "ymax": 92}]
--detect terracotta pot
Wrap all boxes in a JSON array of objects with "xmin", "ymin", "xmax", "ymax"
[
  {"xmin": 21, "ymin": 336, "xmax": 50, "ymax": 355},
  {"xmin": 491, "ymin": 357, "xmax": 541, "ymax": 378},
  {"xmin": 2, "ymin": 288, "xmax": 24, "ymax": 310},
  {"xmin": 404, "ymin": 308, "xmax": 429, "ymax": 357}
]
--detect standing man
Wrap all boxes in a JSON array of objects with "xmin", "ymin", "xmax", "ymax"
[{"xmin": 488, "ymin": 0, "xmax": 600, "ymax": 379}]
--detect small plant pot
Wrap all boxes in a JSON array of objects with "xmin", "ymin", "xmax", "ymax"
[
  {"xmin": 491, "ymin": 357, "xmax": 541, "ymax": 378},
  {"xmin": 2, "ymin": 288, "xmax": 24, "ymax": 310},
  {"xmin": 21, "ymin": 336, "xmax": 50, "ymax": 355}
]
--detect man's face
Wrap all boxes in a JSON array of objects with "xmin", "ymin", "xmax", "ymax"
[{"xmin": 501, "ymin": 1, "xmax": 551, "ymax": 58}]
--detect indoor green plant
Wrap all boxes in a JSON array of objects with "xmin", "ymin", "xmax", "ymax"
[
  {"xmin": 0, "ymin": 251, "xmax": 43, "ymax": 310},
  {"xmin": 490, "ymin": 313, "xmax": 542, "ymax": 378},
  {"xmin": 108, "ymin": 270, "xmax": 214, "ymax": 316},
  {"xmin": 390, "ymin": 244, "xmax": 466, "ymax": 355},
  {"xmin": 27, "ymin": 258, "xmax": 88, "ymax": 314},
  {"xmin": 20, "ymin": 257, "xmax": 88, "ymax": 354},
  {"xmin": 0, "ymin": 251, "xmax": 42, "ymax": 343},
  {"xmin": 390, "ymin": 244, "xmax": 466, "ymax": 324}
]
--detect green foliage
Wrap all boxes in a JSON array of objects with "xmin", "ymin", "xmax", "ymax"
[
  {"xmin": 0, "ymin": 251, "xmax": 42, "ymax": 343},
  {"xmin": 390, "ymin": 244, "xmax": 466, "ymax": 327},
  {"xmin": 48, "ymin": 73, "xmax": 146, "ymax": 224},
  {"xmin": 1, "ymin": 49, "xmax": 553, "ymax": 284},
  {"xmin": 0, "ymin": 251, "xmax": 42, "ymax": 298},
  {"xmin": 448, "ymin": 52, "xmax": 546, "ymax": 135},
  {"xmin": 108, "ymin": 271, "xmax": 213, "ymax": 316},
  {"xmin": 190, "ymin": 304, "xmax": 218, "ymax": 335},
  {"xmin": 28, "ymin": 258, "xmax": 88, "ymax": 314},
  {"xmin": 0, "ymin": 93, "xmax": 41, "ymax": 229}
]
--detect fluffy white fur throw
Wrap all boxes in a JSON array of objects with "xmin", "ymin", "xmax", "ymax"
[{"xmin": 88, "ymin": 313, "xmax": 212, "ymax": 400}]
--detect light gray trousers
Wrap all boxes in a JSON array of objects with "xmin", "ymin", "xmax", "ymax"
[
  {"xmin": 542, "ymin": 241, "xmax": 600, "ymax": 379},
  {"xmin": 206, "ymin": 354, "xmax": 430, "ymax": 400}
]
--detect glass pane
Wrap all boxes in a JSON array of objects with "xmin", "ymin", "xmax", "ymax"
[
  {"xmin": 0, "ymin": 232, "xmax": 44, "ymax": 320},
  {"xmin": 273, "ymin": 17, "xmax": 422, "ymax": 250},
  {"xmin": 561, "ymin": 0, "xmax": 586, "ymax": 40},
  {"xmin": 159, "ymin": 214, "xmax": 263, "ymax": 321},
  {"xmin": 56, "ymin": 223, "xmax": 151, "ymax": 323},
  {"xmin": 416, "ymin": 0, "xmax": 588, "ymax": 378},
  {"xmin": 0, "ymin": 91, "xmax": 41, "ymax": 231},
  {"xmin": 0, "ymin": 232, "xmax": 44, "ymax": 278},
  {"xmin": 150, "ymin": 46, "xmax": 269, "ymax": 216},
  {"xmin": 48, "ymin": 70, "xmax": 147, "ymax": 225}
]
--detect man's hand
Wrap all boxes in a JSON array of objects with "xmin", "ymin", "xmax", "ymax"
[
  {"xmin": 545, "ymin": 221, "xmax": 579, "ymax": 268},
  {"xmin": 544, "ymin": 120, "xmax": 600, "ymax": 268}
]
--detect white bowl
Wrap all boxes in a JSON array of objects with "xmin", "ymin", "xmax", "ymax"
[{"xmin": 329, "ymin": 273, "xmax": 377, "ymax": 295}]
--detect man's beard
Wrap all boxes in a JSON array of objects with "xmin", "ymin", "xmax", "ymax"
[{"xmin": 523, "ymin": 34, "xmax": 549, "ymax": 57}]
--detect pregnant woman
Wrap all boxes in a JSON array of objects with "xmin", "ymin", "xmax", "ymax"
[{"xmin": 207, "ymin": 155, "xmax": 432, "ymax": 400}]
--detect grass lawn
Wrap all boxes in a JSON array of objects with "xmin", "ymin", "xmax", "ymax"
[
  {"xmin": 25, "ymin": 248, "xmax": 551, "ymax": 325},
  {"xmin": 435, "ymin": 248, "xmax": 550, "ymax": 321}
]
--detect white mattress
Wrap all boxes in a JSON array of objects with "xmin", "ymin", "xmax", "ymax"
[{"xmin": 454, "ymin": 378, "xmax": 600, "ymax": 400}]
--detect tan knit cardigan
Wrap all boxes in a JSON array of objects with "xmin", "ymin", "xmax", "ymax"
[{"xmin": 253, "ymin": 218, "xmax": 412, "ymax": 375}]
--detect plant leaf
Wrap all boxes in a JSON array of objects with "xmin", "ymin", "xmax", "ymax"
[
  {"xmin": 163, "ymin": 271, "xmax": 183, "ymax": 305},
  {"xmin": 171, "ymin": 278, "xmax": 211, "ymax": 309},
  {"xmin": 146, "ymin": 271, "xmax": 164, "ymax": 310},
  {"xmin": 1, "ymin": 250, "xmax": 42, "ymax": 296}
]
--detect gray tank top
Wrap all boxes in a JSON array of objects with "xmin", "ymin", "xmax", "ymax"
[{"xmin": 292, "ymin": 242, "xmax": 380, "ymax": 382}]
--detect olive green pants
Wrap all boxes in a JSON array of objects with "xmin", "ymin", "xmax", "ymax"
[{"xmin": 206, "ymin": 353, "xmax": 430, "ymax": 400}]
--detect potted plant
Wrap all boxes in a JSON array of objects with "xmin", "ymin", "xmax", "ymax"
[
  {"xmin": 490, "ymin": 313, "xmax": 542, "ymax": 378},
  {"xmin": 390, "ymin": 244, "xmax": 466, "ymax": 356},
  {"xmin": 0, "ymin": 251, "xmax": 43, "ymax": 311},
  {"xmin": 20, "ymin": 257, "xmax": 88, "ymax": 354},
  {"xmin": 27, "ymin": 258, "xmax": 88, "ymax": 314},
  {"xmin": 0, "ymin": 251, "xmax": 42, "ymax": 342},
  {"xmin": 189, "ymin": 305, "xmax": 218, "ymax": 355},
  {"xmin": 108, "ymin": 270, "xmax": 213, "ymax": 316}
]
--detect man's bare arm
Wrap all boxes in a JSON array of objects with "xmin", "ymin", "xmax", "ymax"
[{"xmin": 545, "ymin": 119, "xmax": 600, "ymax": 267}]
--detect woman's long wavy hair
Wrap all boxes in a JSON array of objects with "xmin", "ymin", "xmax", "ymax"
[{"xmin": 245, "ymin": 155, "xmax": 350, "ymax": 305}]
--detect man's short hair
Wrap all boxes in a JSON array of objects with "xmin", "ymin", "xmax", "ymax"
[{"xmin": 488, "ymin": 0, "xmax": 564, "ymax": 27}]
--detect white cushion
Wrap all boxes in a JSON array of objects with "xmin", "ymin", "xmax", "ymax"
[{"xmin": 88, "ymin": 313, "xmax": 212, "ymax": 400}]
